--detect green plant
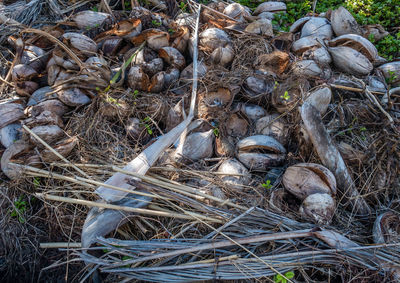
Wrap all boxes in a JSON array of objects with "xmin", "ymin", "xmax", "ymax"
[
  {"xmin": 151, "ymin": 19, "xmax": 161, "ymax": 27},
  {"xmin": 141, "ymin": 117, "xmax": 153, "ymax": 135},
  {"xmin": 123, "ymin": 0, "xmax": 131, "ymax": 10},
  {"xmin": 10, "ymin": 195, "xmax": 27, "ymax": 223},
  {"xmin": 179, "ymin": 1, "xmax": 188, "ymax": 12},
  {"xmin": 280, "ymin": 91, "xmax": 290, "ymax": 101},
  {"xmin": 261, "ymin": 179, "xmax": 272, "ymax": 189},
  {"xmin": 33, "ymin": 177, "xmax": 40, "ymax": 188},
  {"xmin": 91, "ymin": 6, "xmax": 98, "ymax": 12},
  {"xmin": 274, "ymin": 271, "xmax": 295, "ymax": 283},
  {"xmin": 212, "ymin": 127, "xmax": 219, "ymax": 137},
  {"xmin": 168, "ymin": 28, "xmax": 175, "ymax": 34}
]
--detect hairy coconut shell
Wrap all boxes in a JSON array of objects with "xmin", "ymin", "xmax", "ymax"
[
  {"xmin": 101, "ymin": 36, "xmax": 123, "ymax": 56},
  {"xmin": 225, "ymin": 113, "xmax": 249, "ymax": 138},
  {"xmin": 283, "ymin": 163, "xmax": 337, "ymax": 200},
  {"xmin": 164, "ymin": 68, "xmax": 180, "ymax": 87},
  {"xmin": 127, "ymin": 66, "xmax": 150, "ymax": 91},
  {"xmin": 299, "ymin": 193, "xmax": 335, "ymax": 225},
  {"xmin": 159, "ymin": 47, "xmax": 185, "ymax": 70},
  {"xmin": 255, "ymin": 50, "xmax": 289, "ymax": 74},
  {"xmin": 148, "ymin": 72, "xmax": 165, "ymax": 93}
]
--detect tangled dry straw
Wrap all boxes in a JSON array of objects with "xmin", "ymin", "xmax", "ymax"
[{"xmin": 0, "ymin": 0, "xmax": 399, "ymax": 282}]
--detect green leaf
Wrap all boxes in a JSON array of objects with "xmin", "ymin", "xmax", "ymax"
[{"xmin": 285, "ymin": 271, "xmax": 295, "ymax": 279}]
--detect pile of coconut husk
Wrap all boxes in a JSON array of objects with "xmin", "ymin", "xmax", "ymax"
[{"xmin": 0, "ymin": 0, "xmax": 399, "ymax": 282}]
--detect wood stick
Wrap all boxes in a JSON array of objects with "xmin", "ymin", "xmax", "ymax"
[
  {"xmin": 103, "ymin": 230, "xmax": 313, "ymax": 268},
  {"xmin": 37, "ymin": 193, "xmax": 223, "ymax": 223},
  {"xmin": 40, "ymin": 242, "xmax": 82, "ymax": 249}
]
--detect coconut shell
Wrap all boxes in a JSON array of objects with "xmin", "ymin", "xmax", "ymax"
[
  {"xmin": 132, "ymin": 29, "xmax": 170, "ymax": 51},
  {"xmin": 303, "ymin": 86, "xmax": 332, "ymax": 115},
  {"xmin": 41, "ymin": 136, "xmax": 78, "ymax": 162},
  {"xmin": 303, "ymin": 47, "xmax": 331, "ymax": 65},
  {"xmin": 0, "ymin": 101, "xmax": 25, "ymax": 129},
  {"xmin": 199, "ymin": 28, "xmax": 231, "ymax": 51},
  {"xmin": 291, "ymin": 59, "xmax": 330, "ymax": 78},
  {"xmin": 330, "ymin": 6, "xmax": 361, "ymax": 36},
  {"xmin": 57, "ymin": 88, "xmax": 91, "ymax": 107},
  {"xmin": 12, "ymin": 64, "xmax": 38, "ymax": 81},
  {"xmin": 283, "ymin": 163, "xmax": 336, "ymax": 200},
  {"xmin": 225, "ymin": 113, "xmax": 249, "ymax": 138},
  {"xmin": 223, "ymin": 3, "xmax": 251, "ymax": 22},
  {"xmin": 148, "ymin": 72, "xmax": 165, "ymax": 93},
  {"xmin": 101, "ymin": 36, "xmax": 123, "ymax": 56},
  {"xmin": 29, "ymin": 125, "xmax": 64, "ymax": 145},
  {"xmin": 159, "ymin": 47, "xmax": 185, "ymax": 70},
  {"xmin": 236, "ymin": 152, "xmax": 285, "ymax": 171},
  {"xmin": 15, "ymin": 81, "xmax": 39, "ymax": 97},
  {"xmin": 0, "ymin": 123, "xmax": 22, "ymax": 148},
  {"xmin": 328, "ymin": 46, "xmax": 373, "ymax": 76},
  {"xmin": 301, "ymin": 17, "xmax": 333, "ymax": 39},
  {"xmin": 377, "ymin": 62, "xmax": 400, "ymax": 86},
  {"xmin": 289, "ymin": 17, "xmax": 312, "ymax": 33},
  {"xmin": 27, "ymin": 87, "xmax": 57, "ymax": 106},
  {"xmin": 20, "ymin": 45, "xmax": 47, "ymax": 72},
  {"xmin": 292, "ymin": 36, "xmax": 320, "ymax": 54},
  {"xmin": 30, "ymin": 99, "xmax": 68, "ymax": 118},
  {"xmin": 328, "ymin": 34, "xmax": 378, "ymax": 62},
  {"xmin": 142, "ymin": 58, "xmax": 164, "ymax": 77},
  {"xmin": 210, "ymin": 45, "xmax": 235, "ymax": 67},
  {"xmin": 254, "ymin": 2, "xmax": 286, "ymax": 15},
  {"xmin": 1, "ymin": 140, "xmax": 31, "ymax": 179},
  {"xmin": 172, "ymin": 26, "xmax": 190, "ymax": 54},
  {"xmin": 24, "ymin": 110, "xmax": 64, "ymax": 128},
  {"xmin": 245, "ymin": 19, "xmax": 273, "ymax": 36},
  {"xmin": 255, "ymin": 114, "xmax": 288, "ymax": 145},
  {"xmin": 217, "ymin": 158, "xmax": 250, "ymax": 190},
  {"xmin": 178, "ymin": 130, "xmax": 214, "ymax": 162},
  {"xmin": 237, "ymin": 135, "xmax": 286, "ymax": 154},
  {"xmin": 299, "ymin": 193, "xmax": 335, "ymax": 225},
  {"xmin": 72, "ymin": 10, "xmax": 110, "ymax": 30},
  {"xmin": 373, "ymin": 211, "xmax": 400, "ymax": 244},
  {"xmin": 127, "ymin": 66, "xmax": 150, "ymax": 91},
  {"xmin": 62, "ymin": 32, "xmax": 98, "ymax": 56}
]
